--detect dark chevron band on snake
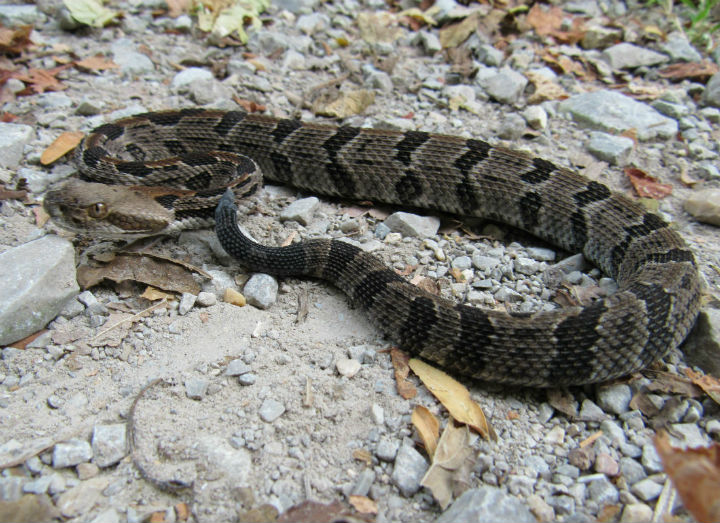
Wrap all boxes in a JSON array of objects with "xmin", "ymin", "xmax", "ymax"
[{"xmin": 43, "ymin": 109, "xmax": 702, "ymax": 387}]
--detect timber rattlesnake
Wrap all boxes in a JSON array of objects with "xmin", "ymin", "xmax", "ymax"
[{"xmin": 44, "ymin": 109, "xmax": 702, "ymax": 387}]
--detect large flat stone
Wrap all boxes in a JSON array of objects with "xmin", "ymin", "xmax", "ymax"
[{"xmin": 0, "ymin": 236, "xmax": 79, "ymax": 345}]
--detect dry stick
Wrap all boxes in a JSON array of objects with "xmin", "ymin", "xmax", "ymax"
[{"xmin": 127, "ymin": 378, "xmax": 193, "ymax": 492}]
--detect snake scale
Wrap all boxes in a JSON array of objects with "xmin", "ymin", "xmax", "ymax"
[{"xmin": 44, "ymin": 108, "xmax": 702, "ymax": 387}]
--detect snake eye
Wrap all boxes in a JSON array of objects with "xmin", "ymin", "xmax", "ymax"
[{"xmin": 87, "ymin": 202, "xmax": 108, "ymax": 219}]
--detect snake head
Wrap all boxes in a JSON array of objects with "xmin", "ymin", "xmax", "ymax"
[{"xmin": 43, "ymin": 179, "xmax": 176, "ymax": 238}]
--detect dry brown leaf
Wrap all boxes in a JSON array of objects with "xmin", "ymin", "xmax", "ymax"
[
  {"xmin": 629, "ymin": 390, "xmax": 660, "ymax": 417},
  {"xmin": 685, "ymin": 368, "xmax": 720, "ymax": 406},
  {"xmin": 658, "ymin": 61, "xmax": 719, "ymax": 82},
  {"xmin": 8, "ymin": 329, "xmax": 47, "ymax": 350},
  {"xmin": 438, "ymin": 11, "xmax": 482, "ymax": 49},
  {"xmin": 89, "ymin": 312, "xmax": 134, "ymax": 347},
  {"xmin": 526, "ymin": 70, "xmax": 568, "ymax": 104},
  {"xmin": 74, "ymin": 54, "xmax": 118, "ymax": 72},
  {"xmin": 40, "ymin": 131, "xmax": 83, "ymax": 165},
  {"xmin": 412, "ymin": 276, "xmax": 440, "ymax": 296},
  {"xmin": 166, "ymin": 0, "xmax": 191, "ymax": 17},
  {"xmin": 277, "ymin": 500, "xmax": 365, "ymax": 523},
  {"xmin": 140, "ymin": 286, "xmax": 173, "ymax": 301},
  {"xmin": 0, "ymin": 25, "xmax": 33, "ymax": 55},
  {"xmin": 12, "ymin": 65, "xmax": 70, "ymax": 95},
  {"xmin": 412, "ymin": 405, "xmax": 440, "ymax": 458},
  {"xmin": 526, "ymin": 4, "xmax": 585, "ymax": 44},
  {"xmin": 348, "ymin": 495, "xmax": 378, "ymax": 514},
  {"xmin": 175, "ymin": 502, "xmax": 190, "ymax": 521},
  {"xmin": 655, "ymin": 431, "xmax": 720, "ymax": 523},
  {"xmin": 77, "ymin": 253, "xmax": 202, "ymax": 294},
  {"xmin": 409, "ymin": 358, "xmax": 495, "ymax": 440},
  {"xmin": 312, "ymin": 89, "xmax": 375, "ymax": 119},
  {"xmin": 357, "ymin": 11, "xmax": 402, "ymax": 44},
  {"xmin": 420, "ymin": 420, "xmax": 477, "ymax": 509},
  {"xmin": 233, "ymin": 97, "xmax": 266, "ymax": 112},
  {"xmin": 352, "ymin": 448, "xmax": 372, "ymax": 465},
  {"xmin": 0, "ymin": 494, "xmax": 60, "ymax": 523},
  {"xmin": 449, "ymin": 267, "xmax": 464, "ymax": 282},
  {"xmin": 390, "ymin": 347, "xmax": 417, "ymax": 399},
  {"xmin": 680, "ymin": 168, "xmax": 699, "ymax": 187},
  {"xmin": 625, "ymin": 167, "xmax": 672, "ymax": 199},
  {"xmin": 644, "ymin": 370, "xmax": 703, "ymax": 398}
]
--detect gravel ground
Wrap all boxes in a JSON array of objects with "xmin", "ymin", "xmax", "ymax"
[{"xmin": 1, "ymin": 0, "xmax": 720, "ymax": 522}]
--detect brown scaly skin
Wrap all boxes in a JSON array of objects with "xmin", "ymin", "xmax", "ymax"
[{"xmin": 46, "ymin": 109, "xmax": 702, "ymax": 386}]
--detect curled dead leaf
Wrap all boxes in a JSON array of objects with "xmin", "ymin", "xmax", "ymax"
[
  {"xmin": 411, "ymin": 405, "xmax": 440, "ymax": 458},
  {"xmin": 40, "ymin": 131, "xmax": 84, "ymax": 165},
  {"xmin": 655, "ymin": 431, "xmax": 720, "ymax": 523},
  {"xmin": 420, "ymin": 420, "xmax": 477, "ymax": 509},
  {"xmin": 390, "ymin": 348, "xmax": 417, "ymax": 399},
  {"xmin": 408, "ymin": 358, "xmax": 495, "ymax": 440},
  {"xmin": 624, "ymin": 167, "xmax": 672, "ymax": 199}
]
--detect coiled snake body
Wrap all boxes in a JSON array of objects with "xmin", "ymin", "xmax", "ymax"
[{"xmin": 44, "ymin": 109, "xmax": 702, "ymax": 387}]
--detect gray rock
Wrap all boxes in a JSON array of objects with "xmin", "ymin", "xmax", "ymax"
[
  {"xmin": 452, "ymin": 256, "xmax": 472, "ymax": 270},
  {"xmin": 560, "ymin": 90, "xmax": 677, "ymax": 140},
  {"xmin": 113, "ymin": 51, "xmax": 154, "ymax": 77},
  {"xmin": 178, "ymin": 292, "xmax": 196, "ymax": 315},
  {"xmin": 0, "ymin": 5, "xmax": 42, "ymax": 25},
  {"xmin": 367, "ymin": 70, "xmax": 393, "ymax": 93},
  {"xmin": 185, "ymin": 378, "xmax": 209, "ymax": 400},
  {"xmin": 296, "ymin": 13, "xmax": 329, "ymax": 35},
  {"xmin": 702, "ymin": 72, "xmax": 720, "ymax": 107},
  {"xmin": 89, "ymin": 508, "xmax": 120, "ymax": 523},
  {"xmin": 384, "ymin": 212, "xmax": 440, "ymax": 238},
  {"xmin": 351, "ymin": 468, "xmax": 375, "ymax": 496},
  {"xmin": 226, "ymin": 359, "xmax": 252, "ymax": 376},
  {"xmin": 621, "ymin": 503, "xmax": 653, "ymax": 523},
  {"xmin": 514, "ymin": 256, "xmax": 539, "ymax": 275},
  {"xmin": 619, "ymin": 457, "xmax": 646, "ymax": 485},
  {"xmin": 0, "ymin": 236, "xmax": 79, "ymax": 345},
  {"xmin": 602, "ymin": 43, "xmax": 669, "ymax": 69},
  {"xmin": 196, "ymin": 291, "xmax": 217, "ymax": 307},
  {"xmin": 475, "ymin": 44, "xmax": 504, "ymax": 66},
  {"xmin": 522, "ymin": 105, "xmax": 547, "ymax": 130},
  {"xmin": 376, "ymin": 437, "xmax": 399, "ymax": 462},
  {"xmin": 596, "ymin": 383, "xmax": 632, "ymax": 415},
  {"xmin": 243, "ymin": 273, "xmax": 278, "ymax": 309},
  {"xmin": 586, "ymin": 132, "xmax": 633, "ymax": 165},
  {"xmin": 547, "ymin": 494, "xmax": 575, "ymax": 515},
  {"xmin": 416, "ymin": 31, "xmax": 442, "ymax": 55},
  {"xmin": 586, "ymin": 477, "xmax": 619, "ymax": 505},
  {"xmin": 0, "ymin": 122, "xmax": 34, "ymax": 169},
  {"xmin": 272, "ymin": 0, "xmax": 319, "ymax": 13},
  {"xmin": 581, "ymin": 24, "xmax": 623, "ymax": 49},
  {"xmin": 579, "ymin": 399, "xmax": 608, "ymax": 421},
  {"xmin": 171, "ymin": 67, "xmax": 214, "ymax": 91},
  {"xmin": 92, "ymin": 424, "xmax": 127, "ymax": 468},
  {"xmin": 189, "ymin": 79, "xmax": 234, "ymax": 106},
  {"xmin": 238, "ymin": 373, "xmax": 257, "ymax": 385},
  {"xmin": 438, "ymin": 487, "xmax": 535, "ymax": 523},
  {"xmin": 22, "ymin": 476, "xmax": 53, "ymax": 494},
  {"xmin": 599, "ymin": 420, "xmax": 626, "ymax": 445},
  {"xmin": 259, "ymin": 398, "xmax": 285, "ymax": 422},
  {"xmin": 631, "ymin": 478, "xmax": 663, "ymax": 501},
  {"xmin": 684, "ymin": 189, "xmax": 720, "ymax": 226},
  {"xmin": 668, "ymin": 423, "xmax": 711, "ymax": 448},
  {"xmin": 641, "ymin": 444, "xmax": 663, "ymax": 473},
  {"xmin": 527, "ymin": 247, "xmax": 556, "ymax": 262},
  {"xmin": 0, "ymin": 476, "xmax": 25, "ymax": 502},
  {"xmin": 660, "ymin": 32, "xmax": 702, "ymax": 62},
  {"xmin": 472, "ymin": 253, "xmax": 500, "ymax": 271},
  {"xmin": 391, "ymin": 443, "xmax": 428, "ymax": 497},
  {"xmin": 478, "ymin": 67, "xmax": 528, "ymax": 104},
  {"xmin": 280, "ymin": 196, "xmax": 319, "ymax": 225},
  {"xmin": 651, "ymin": 99, "xmax": 690, "ymax": 119},
  {"xmin": 282, "ymin": 49, "xmax": 306, "ymax": 71},
  {"xmin": 53, "ymin": 439, "xmax": 93, "ymax": 468}
]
